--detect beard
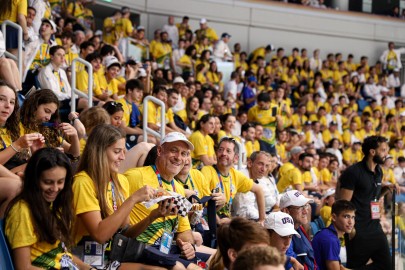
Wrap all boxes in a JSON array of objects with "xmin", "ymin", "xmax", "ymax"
[{"xmin": 373, "ymin": 154, "xmax": 385, "ymax": 165}]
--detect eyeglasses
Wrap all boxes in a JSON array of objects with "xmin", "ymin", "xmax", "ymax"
[{"xmin": 288, "ymin": 204, "xmax": 310, "ymax": 212}]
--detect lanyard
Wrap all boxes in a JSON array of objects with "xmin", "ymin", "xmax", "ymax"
[
  {"xmin": 152, "ymin": 165, "xmax": 176, "ymax": 192},
  {"xmin": 39, "ymin": 44, "xmax": 50, "ymax": 65},
  {"xmin": 110, "ymin": 180, "xmax": 118, "ymax": 211},
  {"xmin": 54, "ymin": 70, "xmax": 65, "ymax": 93},
  {"xmin": 214, "ymin": 166, "xmax": 233, "ymax": 208}
]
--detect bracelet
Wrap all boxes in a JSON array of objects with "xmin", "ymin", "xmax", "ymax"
[{"xmin": 10, "ymin": 143, "xmax": 20, "ymax": 153}]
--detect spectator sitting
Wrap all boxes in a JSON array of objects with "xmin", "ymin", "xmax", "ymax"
[{"xmin": 233, "ymin": 246, "xmax": 286, "ymax": 270}]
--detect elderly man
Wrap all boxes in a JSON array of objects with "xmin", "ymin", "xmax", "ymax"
[
  {"xmin": 213, "ymin": 33, "xmax": 233, "ymax": 62},
  {"xmin": 232, "ymin": 151, "xmax": 279, "ymax": 219},
  {"xmin": 280, "ymin": 190, "xmax": 316, "ymax": 270},
  {"xmin": 201, "ymin": 137, "xmax": 266, "ymax": 225},
  {"xmin": 125, "ymin": 132, "xmax": 209, "ymax": 268}
]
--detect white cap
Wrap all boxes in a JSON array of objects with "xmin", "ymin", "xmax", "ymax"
[
  {"xmin": 173, "ymin": 76, "xmax": 185, "ymax": 84},
  {"xmin": 380, "ymin": 87, "xmax": 389, "ymax": 93},
  {"xmin": 94, "ymin": 30, "xmax": 103, "ymax": 36},
  {"xmin": 104, "ymin": 56, "xmax": 121, "ymax": 69},
  {"xmin": 200, "ymin": 18, "xmax": 207, "ymax": 24},
  {"xmin": 323, "ymin": 188, "xmax": 335, "ymax": 199},
  {"xmin": 394, "ymin": 68, "xmax": 400, "ymax": 72},
  {"xmin": 161, "ymin": 132, "xmax": 194, "ymax": 151},
  {"xmin": 138, "ymin": 68, "xmax": 147, "ymax": 77},
  {"xmin": 41, "ymin": 18, "xmax": 57, "ymax": 32},
  {"xmin": 279, "ymin": 190, "xmax": 314, "ymax": 209},
  {"xmin": 264, "ymin": 212, "xmax": 300, "ymax": 238},
  {"xmin": 350, "ymin": 72, "xmax": 359, "ymax": 78}
]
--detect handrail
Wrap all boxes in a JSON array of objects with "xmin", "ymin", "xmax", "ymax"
[
  {"xmin": 1, "ymin": 20, "xmax": 23, "ymax": 82},
  {"xmin": 70, "ymin": 58, "xmax": 93, "ymax": 112},
  {"xmin": 143, "ymin": 96, "xmax": 165, "ymax": 142},
  {"xmin": 126, "ymin": 37, "xmax": 150, "ymax": 61},
  {"xmin": 235, "ymin": 140, "xmax": 243, "ymax": 170}
]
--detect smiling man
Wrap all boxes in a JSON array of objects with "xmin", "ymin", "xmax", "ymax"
[
  {"xmin": 312, "ymin": 200, "xmax": 355, "ymax": 270},
  {"xmin": 201, "ymin": 137, "xmax": 266, "ymax": 225},
  {"xmin": 124, "ymin": 132, "xmax": 207, "ymax": 268}
]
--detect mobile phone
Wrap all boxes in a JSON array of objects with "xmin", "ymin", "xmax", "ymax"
[
  {"xmin": 142, "ymin": 63, "xmax": 148, "ymax": 69},
  {"xmin": 271, "ymin": 107, "xmax": 277, "ymax": 116},
  {"xmin": 212, "ymin": 187, "xmax": 220, "ymax": 194}
]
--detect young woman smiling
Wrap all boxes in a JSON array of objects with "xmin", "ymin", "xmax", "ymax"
[{"xmin": 5, "ymin": 148, "xmax": 90, "ymax": 269}]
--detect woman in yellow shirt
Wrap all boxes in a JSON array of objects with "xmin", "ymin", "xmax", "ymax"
[
  {"xmin": 72, "ymin": 124, "xmax": 166, "ymax": 269},
  {"xmin": 218, "ymin": 113, "xmax": 238, "ymax": 142},
  {"xmin": 207, "ymin": 61, "xmax": 224, "ymax": 93},
  {"xmin": 176, "ymin": 96, "xmax": 205, "ymax": 131},
  {"xmin": 177, "ymin": 45, "xmax": 196, "ymax": 81},
  {"xmin": 5, "ymin": 148, "xmax": 91, "ymax": 269}
]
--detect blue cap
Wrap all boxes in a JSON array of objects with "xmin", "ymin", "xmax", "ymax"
[{"xmin": 247, "ymin": 75, "xmax": 257, "ymax": 83}]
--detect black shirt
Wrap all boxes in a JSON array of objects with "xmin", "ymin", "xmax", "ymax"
[{"xmin": 339, "ymin": 158, "xmax": 383, "ymax": 233}]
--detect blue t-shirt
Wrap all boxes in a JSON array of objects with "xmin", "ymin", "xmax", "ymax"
[
  {"xmin": 242, "ymin": 86, "xmax": 255, "ymax": 110},
  {"xmin": 285, "ymin": 244, "xmax": 296, "ymax": 269},
  {"xmin": 312, "ymin": 224, "xmax": 340, "ymax": 270}
]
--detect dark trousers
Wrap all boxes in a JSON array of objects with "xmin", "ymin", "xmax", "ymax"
[{"xmin": 346, "ymin": 230, "xmax": 391, "ymax": 270}]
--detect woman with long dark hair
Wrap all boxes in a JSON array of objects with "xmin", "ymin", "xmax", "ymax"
[{"xmin": 5, "ymin": 148, "xmax": 90, "ymax": 269}]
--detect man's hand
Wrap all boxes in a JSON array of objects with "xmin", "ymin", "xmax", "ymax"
[
  {"xmin": 176, "ymin": 238, "xmax": 195, "ymax": 260},
  {"xmin": 211, "ymin": 192, "xmax": 226, "ymax": 208}
]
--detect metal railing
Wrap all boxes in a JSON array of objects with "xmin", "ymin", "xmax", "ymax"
[
  {"xmin": 70, "ymin": 58, "xmax": 93, "ymax": 112},
  {"xmin": 1, "ymin": 20, "xmax": 23, "ymax": 82},
  {"xmin": 235, "ymin": 140, "xmax": 243, "ymax": 170},
  {"xmin": 126, "ymin": 37, "xmax": 150, "ymax": 61},
  {"xmin": 143, "ymin": 96, "xmax": 165, "ymax": 142}
]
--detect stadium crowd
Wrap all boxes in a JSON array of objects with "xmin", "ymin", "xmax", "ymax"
[{"xmin": 0, "ymin": 0, "xmax": 404, "ymax": 269}]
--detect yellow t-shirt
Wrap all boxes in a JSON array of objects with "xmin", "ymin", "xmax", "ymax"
[
  {"xmin": 247, "ymin": 105, "xmax": 278, "ymax": 144},
  {"xmin": 0, "ymin": 0, "xmax": 27, "ymax": 23},
  {"xmin": 114, "ymin": 18, "xmax": 133, "ymax": 38},
  {"xmin": 245, "ymin": 140, "xmax": 260, "ymax": 158},
  {"xmin": 275, "ymin": 142, "xmax": 287, "ymax": 161},
  {"xmin": 188, "ymin": 130, "xmax": 215, "ymax": 167},
  {"xmin": 64, "ymin": 50, "xmax": 79, "ymax": 68},
  {"xmin": 319, "ymin": 168, "xmax": 332, "ymax": 184},
  {"xmin": 154, "ymin": 42, "xmax": 172, "ymax": 67},
  {"xmin": 320, "ymin": 205, "xmax": 332, "ymax": 227},
  {"xmin": 277, "ymin": 166, "xmax": 303, "ymax": 193},
  {"xmin": 322, "ymin": 129, "xmax": 343, "ymax": 145},
  {"xmin": 201, "ymin": 166, "xmax": 254, "ymax": 217},
  {"xmin": 76, "ymin": 70, "xmax": 102, "ymax": 97},
  {"xmin": 72, "ymin": 171, "xmax": 129, "ymax": 244},
  {"xmin": 103, "ymin": 17, "xmax": 116, "ymax": 45},
  {"xmin": 176, "ymin": 110, "xmax": 205, "ymax": 130},
  {"xmin": 5, "ymin": 200, "xmax": 72, "ymax": 269},
  {"xmin": 343, "ymin": 149, "xmax": 363, "ymax": 165},
  {"xmin": 29, "ymin": 43, "xmax": 52, "ymax": 70},
  {"xmin": 67, "ymin": 2, "xmax": 85, "ymax": 19},
  {"xmin": 124, "ymin": 166, "xmax": 191, "ymax": 245},
  {"xmin": 382, "ymin": 167, "xmax": 396, "ymax": 184},
  {"xmin": 175, "ymin": 169, "xmax": 211, "ymax": 198},
  {"xmin": 146, "ymin": 101, "xmax": 161, "ymax": 126}
]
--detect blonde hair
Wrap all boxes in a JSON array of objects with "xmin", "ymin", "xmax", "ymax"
[
  {"xmin": 233, "ymin": 246, "xmax": 285, "ymax": 270},
  {"xmin": 79, "ymin": 107, "xmax": 111, "ymax": 136},
  {"xmin": 77, "ymin": 124, "xmax": 126, "ymax": 219}
]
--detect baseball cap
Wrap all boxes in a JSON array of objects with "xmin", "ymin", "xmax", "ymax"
[
  {"xmin": 138, "ymin": 68, "xmax": 147, "ymax": 77},
  {"xmin": 329, "ymin": 121, "xmax": 337, "ymax": 126},
  {"xmin": 94, "ymin": 30, "xmax": 103, "ymax": 36},
  {"xmin": 265, "ymin": 44, "xmax": 275, "ymax": 51},
  {"xmin": 290, "ymin": 146, "xmax": 303, "ymax": 156},
  {"xmin": 264, "ymin": 212, "xmax": 300, "ymax": 238},
  {"xmin": 221, "ymin": 32, "xmax": 231, "ymax": 39},
  {"xmin": 173, "ymin": 76, "xmax": 185, "ymax": 84},
  {"xmin": 161, "ymin": 132, "xmax": 194, "ymax": 151},
  {"xmin": 200, "ymin": 18, "xmax": 207, "ymax": 24},
  {"xmin": 305, "ymin": 121, "xmax": 312, "ymax": 126},
  {"xmin": 137, "ymin": 26, "xmax": 145, "ymax": 31},
  {"xmin": 247, "ymin": 75, "xmax": 258, "ymax": 83},
  {"xmin": 104, "ymin": 56, "xmax": 121, "ymax": 69},
  {"xmin": 323, "ymin": 188, "xmax": 335, "ymax": 199},
  {"xmin": 41, "ymin": 18, "xmax": 57, "ymax": 32},
  {"xmin": 279, "ymin": 190, "xmax": 314, "ymax": 209},
  {"xmin": 394, "ymin": 68, "xmax": 400, "ymax": 72}
]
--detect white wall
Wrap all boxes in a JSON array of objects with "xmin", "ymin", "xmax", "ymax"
[{"xmin": 96, "ymin": 0, "xmax": 405, "ymax": 64}]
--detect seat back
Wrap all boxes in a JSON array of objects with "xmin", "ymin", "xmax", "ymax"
[{"xmin": 0, "ymin": 219, "xmax": 14, "ymax": 270}]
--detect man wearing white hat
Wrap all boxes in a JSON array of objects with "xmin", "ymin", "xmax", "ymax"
[
  {"xmin": 280, "ymin": 190, "xmax": 316, "ymax": 270},
  {"xmin": 125, "ymin": 132, "xmax": 209, "ymax": 268},
  {"xmin": 265, "ymin": 211, "xmax": 304, "ymax": 270},
  {"xmin": 195, "ymin": 18, "xmax": 218, "ymax": 46}
]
